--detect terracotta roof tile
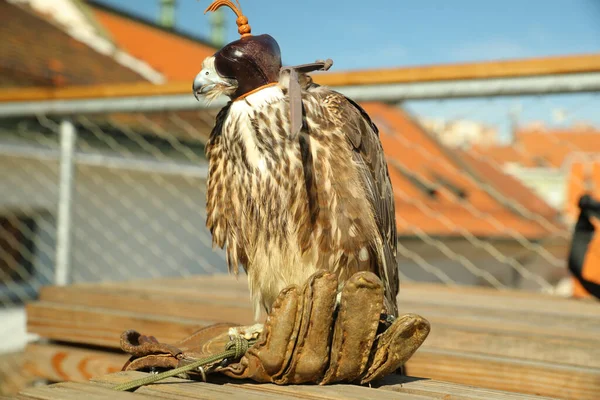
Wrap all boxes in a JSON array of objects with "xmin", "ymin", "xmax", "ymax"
[
  {"xmin": 361, "ymin": 102, "xmax": 562, "ymax": 239},
  {"xmin": 455, "ymin": 151, "xmax": 559, "ymax": 220},
  {"xmin": 470, "ymin": 145, "xmax": 540, "ymax": 168},
  {"xmin": 0, "ymin": 1, "xmax": 147, "ymax": 88},
  {"xmin": 472, "ymin": 127, "xmax": 600, "ymax": 169},
  {"xmin": 516, "ymin": 127, "xmax": 600, "ymax": 168},
  {"xmin": 88, "ymin": 2, "xmax": 216, "ymax": 82}
]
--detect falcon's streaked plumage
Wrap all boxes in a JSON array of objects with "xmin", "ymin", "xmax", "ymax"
[
  {"xmin": 202, "ymin": 70, "xmax": 399, "ymax": 319},
  {"xmin": 194, "ymin": 0, "xmax": 399, "ymax": 321}
]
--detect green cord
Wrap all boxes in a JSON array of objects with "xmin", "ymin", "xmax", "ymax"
[{"xmin": 113, "ymin": 337, "xmax": 256, "ymax": 392}]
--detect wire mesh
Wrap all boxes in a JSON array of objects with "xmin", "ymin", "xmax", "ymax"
[
  {"xmin": 0, "ymin": 92, "xmax": 599, "ymax": 304},
  {"xmin": 1, "ymin": 82, "xmax": 600, "ymax": 394}
]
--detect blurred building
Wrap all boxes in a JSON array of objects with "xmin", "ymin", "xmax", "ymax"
[
  {"xmin": 418, "ymin": 118, "xmax": 498, "ymax": 149},
  {"xmin": 471, "ymin": 125, "xmax": 600, "ymax": 224}
]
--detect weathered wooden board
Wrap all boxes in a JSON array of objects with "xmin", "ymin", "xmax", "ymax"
[
  {"xmin": 406, "ymin": 348, "xmax": 600, "ymax": 400},
  {"xmin": 17, "ymin": 382, "xmax": 159, "ymax": 400},
  {"xmin": 24, "ymin": 276, "xmax": 600, "ymax": 400},
  {"xmin": 26, "ymin": 302, "xmax": 207, "ymax": 347},
  {"xmin": 0, "ymin": 352, "xmax": 35, "ymax": 397},
  {"xmin": 24, "ymin": 344, "xmax": 128, "ymax": 383},
  {"xmin": 40, "ymin": 276, "xmax": 600, "ymax": 331},
  {"xmin": 25, "ymin": 342, "xmax": 598, "ymax": 400},
  {"xmin": 89, "ymin": 370, "xmax": 560, "ymax": 400},
  {"xmin": 93, "ymin": 371, "xmax": 429, "ymax": 400},
  {"xmin": 28, "ymin": 286, "xmax": 600, "ymax": 367}
]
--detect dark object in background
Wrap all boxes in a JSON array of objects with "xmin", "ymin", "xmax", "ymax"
[{"xmin": 568, "ymin": 194, "xmax": 600, "ymax": 299}]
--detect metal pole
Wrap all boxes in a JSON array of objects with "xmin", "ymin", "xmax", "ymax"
[{"xmin": 54, "ymin": 119, "xmax": 77, "ymax": 286}]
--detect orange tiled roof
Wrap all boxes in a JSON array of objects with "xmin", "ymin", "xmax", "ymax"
[
  {"xmin": 472, "ymin": 126, "xmax": 600, "ymax": 169},
  {"xmin": 515, "ymin": 127, "xmax": 600, "ymax": 168},
  {"xmin": 361, "ymin": 103, "xmax": 562, "ymax": 239},
  {"xmin": 88, "ymin": 1, "xmax": 216, "ymax": 82},
  {"xmin": 0, "ymin": 1, "xmax": 147, "ymax": 88},
  {"xmin": 455, "ymin": 150, "xmax": 558, "ymax": 219}
]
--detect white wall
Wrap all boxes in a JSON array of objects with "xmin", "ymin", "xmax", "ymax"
[{"xmin": 504, "ymin": 164, "xmax": 567, "ymax": 210}]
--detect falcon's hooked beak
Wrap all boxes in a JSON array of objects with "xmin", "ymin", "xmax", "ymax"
[{"xmin": 193, "ymin": 56, "xmax": 237, "ymax": 102}]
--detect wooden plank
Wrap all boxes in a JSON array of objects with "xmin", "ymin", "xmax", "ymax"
[
  {"xmin": 31, "ymin": 302, "xmax": 600, "ymax": 368},
  {"xmin": 400, "ymin": 300, "xmax": 600, "ymax": 339},
  {"xmin": 0, "ymin": 352, "xmax": 35, "ymax": 396},
  {"xmin": 405, "ymin": 348, "xmax": 600, "ymax": 400},
  {"xmin": 424, "ymin": 322, "xmax": 600, "ymax": 368},
  {"xmin": 23, "ymin": 343, "xmax": 129, "ymax": 383},
  {"xmin": 29, "ymin": 289, "xmax": 600, "ymax": 367},
  {"xmin": 24, "ymin": 340, "xmax": 598, "ymax": 400},
  {"xmin": 39, "ymin": 279, "xmax": 600, "ymax": 340},
  {"xmin": 17, "ymin": 382, "xmax": 160, "ymax": 400},
  {"xmin": 1, "ymin": 53, "xmax": 599, "ymax": 102},
  {"xmin": 25, "ymin": 277, "xmax": 600, "ymax": 399},
  {"xmin": 25, "ymin": 302, "xmax": 207, "ymax": 348},
  {"xmin": 398, "ymin": 282, "xmax": 600, "ymax": 318},
  {"xmin": 375, "ymin": 375, "xmax": 560, "ymax": 400},
  {"xmin": 92, "ymin": 371, "xmax": 430, "ymax": 400},
  {"xmin": 80, "ymin": 374, "xmax": 285, "ymax": 400},
  {"xmin": 29, "ymin": 284, "xmax": 600, "ymax": 369},
  {"xmin": 38, "ymin": 286, "xmax": 256, "ymax": 326},
  {"xmin": 43, "ymin": 273, "xmax": 600, "ymax": 309},
  {"xmin": 61, "ymin": 275, "xmax": 600, "ymax": 319},
  {"xmin": 92, "ymin": 370, "xmax": 559, "ymax": 400}
]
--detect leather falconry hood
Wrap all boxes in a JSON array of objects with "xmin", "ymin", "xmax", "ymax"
[
  {"xmin": 204, "ymin": 0, "xmax": 282, "ymax": 99},
  {"xmin": 204, "ymin": 0, "xmax": 334, "ymax": 134}
]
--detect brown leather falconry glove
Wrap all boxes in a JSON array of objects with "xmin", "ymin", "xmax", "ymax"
[{"xmin": 120, "ymin": 270, "xmax": 430, "ymax": 385}]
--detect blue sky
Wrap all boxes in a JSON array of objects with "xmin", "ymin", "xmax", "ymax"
[
  {"xmin": 97, "ymin": 0, "xmax": 600, "ymax": 142},
  {"xmin": 96, "ymin": 0, "xmax": 600, "ymax": 69}
]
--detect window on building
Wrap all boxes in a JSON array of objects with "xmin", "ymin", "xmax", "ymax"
[{"xmin": 0, "ymin": 215, "xmax": 36, "ymax": 285}]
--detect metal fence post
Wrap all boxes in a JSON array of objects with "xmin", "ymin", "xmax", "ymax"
[{"xmin": 54, "ymin": 119, "xmax": 77, "ymax": 286}]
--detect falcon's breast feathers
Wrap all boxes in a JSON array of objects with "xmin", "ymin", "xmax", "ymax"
[{"xmin": 205, "ymin": 70, "xmax": 399, "ymax": 317}]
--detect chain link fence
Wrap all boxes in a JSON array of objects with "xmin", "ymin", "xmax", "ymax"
[
  {"xmin": 1, "ymin": 75, "xmax": 600, "ymax": 391},
  {"xmin": 1, "ymin": 108, "xmax": 229, "ymax": 307},
  {"xmin": 1, "ymin": 69, "xmax": 600, "ymax": 394},
  {"xmin": 1, "ymin": 82, "xmax": 600, "ymax": 309}
]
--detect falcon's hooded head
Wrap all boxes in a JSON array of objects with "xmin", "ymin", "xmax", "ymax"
[{"xmin": 193, "ymin": 0, "xmax": 282, "ymax": 102}]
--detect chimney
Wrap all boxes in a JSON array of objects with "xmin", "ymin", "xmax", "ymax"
[{"xmin": 159, "ymin": 0, "xmax": 176, "ymax": 29}]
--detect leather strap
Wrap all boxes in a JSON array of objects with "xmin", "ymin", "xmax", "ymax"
[
  {"xmin": 234, "ymin": 82, "xmax": 279, "ymax": 102},
  {"xmin": 232, "ymin": 59, "xmax": 334, "ymax": 138},
  {"xmin": 282, "ymin": 59, "xmax": 334, "ymax": 137}
]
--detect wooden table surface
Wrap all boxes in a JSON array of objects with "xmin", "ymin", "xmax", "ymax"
[
  {"xmin": 15, "ymin": 370, "xmax": 562, "ymax": 400},
  {"xmin": 18, "ymin": 274, "xmax": 600, "ymax": 400}
]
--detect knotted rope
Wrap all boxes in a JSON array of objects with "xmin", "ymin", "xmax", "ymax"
[{"xmin": 113, "ymin": 336, "xmax": 254, "ymax": 392}]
